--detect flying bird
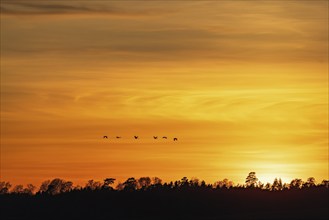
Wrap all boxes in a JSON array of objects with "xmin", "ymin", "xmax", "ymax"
[
  {"xmin": 173, "ymin": 138, "xmax": 178, "ymax": 141},
  {"xmin": 103, "ymin": 136, "xmax": 108, "ymax": 139},
  {"xmin": 116, "ymin": 136, "xmax": 121, "ymax": 139},
  {"xmin": 134, "ymin": 136, "xmax": 139, "ymax": 139},
  {"xmin": 162, "ymin": 136, "xmax": 167, "ymax": 139},
  {"xmin": 153, "ymin": 136, "xmax": 158, "ymax": 139}
]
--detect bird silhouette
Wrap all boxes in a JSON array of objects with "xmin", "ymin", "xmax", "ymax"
[
  {"xmin": 103, "ymin": 136, "xmax": 108, "ymax": 139},
  {"xmin": 134, "ymin": 136, "xmax": 139, "ymax": 139},
  {"xmin": 153, "ymin": 136, "xmax": 158, "ymax": 139},
  {"xmin": 162, "ymin": 136, "xmax": 167, "ymax": 139},
  {"xmin": 173, "ymin": 138, "xmax": 178, "ymax": 141},
  {"xmin": 116, "ymin": 136, "xmax": 121, "ymax": 139}
]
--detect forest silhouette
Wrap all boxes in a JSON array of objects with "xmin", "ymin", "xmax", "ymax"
[{"xmin": 0, "ymin": 172, "xmax": 328, "ymax": 220}]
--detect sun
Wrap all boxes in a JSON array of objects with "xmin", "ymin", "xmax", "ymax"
[{"xmin": 257, "ymin": 172, "xmax": 293, "ymax": 184}]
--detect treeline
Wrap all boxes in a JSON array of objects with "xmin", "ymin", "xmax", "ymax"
[
  {"xmin": 1, "ymin": 172, "xmax": 328, "ymax": 195},
  {"xmin": 1, "ymin": 172, "xmax": 328, "ymax": 220}
]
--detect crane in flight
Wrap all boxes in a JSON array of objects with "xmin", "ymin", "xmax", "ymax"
[{"xmin": 102, "ymin": 135, "xmax": 178, "ymax": 141}]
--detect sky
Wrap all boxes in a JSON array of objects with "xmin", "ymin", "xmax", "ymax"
[{"xmin": 1, "ymin": 0, "xmax": 328, "ymax": 187}]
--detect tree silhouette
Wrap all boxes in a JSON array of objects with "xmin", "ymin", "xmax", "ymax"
[
  {"xmin": 271, "ymin": 178, "xmax": 283, "ymax": 191},
  {"xmin": 115, "ymin": 182, "xmax": 124, "ymax": 191},
  {"xmin": 304, "ymin": 177, "xmax": 316, "ymax": 188},
  {"xmin": 85, "ymin": 180, "xmax": 102, "ymax": 191},
  {"xmin": 290, "ymin": 178, "xmax": 303, "ymax": 189},
  {"xmin": 123, "ymin": 177, "xmax": 137, "ymax": 191},
  {"xmin": 45, "ymin": 178, "xmax": 73, "ymax": 195},
  {"xmin": 138, "ymin": 177, "xmax": 151, "ymax": 189},
  {"xmin": 152, "ymin": 177, "xmax": 162, "ymax": 185},
  {"xmin": 2, "ymin": 175, "xmax": 329, "ymax": 196},
  {"xmin": 1, "ymin": 176, "xmax": 328, "ymax": 220},
  {"xmin": 45, "ymin": 179, "xmax": 60, "ymax": 195},
  {"xmin": 264, "ymin": 182, "xmax": 271, "ymax": 190},
  {"xmin": 245, "ymin": 172, "xmax": 258, "ymax": 188},
  {"xmin": 189, "ymin": 177, "xmax": 200, "ymax": 188},
  {"xmin": 180, "ymin": 177, "xmax": 189, "ymax": 187},
  {"xmin": 12, "ymin": 185, "xmax": 24, "ymax": 194},
  {"xmin": 200, "ymin": 180, "xmax": 207, "ymax": 188},
  {"xmin": 23, "ymin": 184, "xmax": 36, "ymax": 195},
  {"xmin": 321, "ymin": 180, "xmax": 329, "ymax": 188},
  {"xmin": 0, "ymin": 181, "xmax": 12, "ymax": 194},
  {"xmin": 214, "ymin": 178, "xmax": 234, "ymax": 189},
  {"xmin": 39, "ymin": 180, "xmax": 50, "ymax": 193},
  {"xmin": 103, "ymin": 178, "xmax": 116, "ymax": 190}
]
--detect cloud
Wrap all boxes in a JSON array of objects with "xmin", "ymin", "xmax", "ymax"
[
  {"xmin": 1, "ymin": 1, "xmax": 327, "ymax": 65},
  {"xmin": 0, "ymin": 1, "xmax": 172, "ymax": 17},
  {"xmin": 1, "ymin": 2, "xmax": 94, "ymax": 14}
]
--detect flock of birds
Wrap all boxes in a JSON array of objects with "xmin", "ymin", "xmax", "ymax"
[{"xmin": 103, "ymin": 136, "xmax": 178, "ymax": 141}]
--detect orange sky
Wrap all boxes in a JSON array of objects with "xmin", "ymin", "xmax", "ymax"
[{"xmin": 1, "ymin": 1, "xmax": 328, "ymax": 187}]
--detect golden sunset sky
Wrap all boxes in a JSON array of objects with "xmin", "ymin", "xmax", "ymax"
[{"xmin": 1, "ymin": 0, "xmax": 328, "ymax": 186}]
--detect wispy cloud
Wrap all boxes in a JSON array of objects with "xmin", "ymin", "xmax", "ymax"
[
  {"xmin": 2, "ymin": 1, "xmax": 327, "ymax": 64},
  {"xmin": 1, "ymin": 1, "xmax": 173, "ymax": 17}
]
